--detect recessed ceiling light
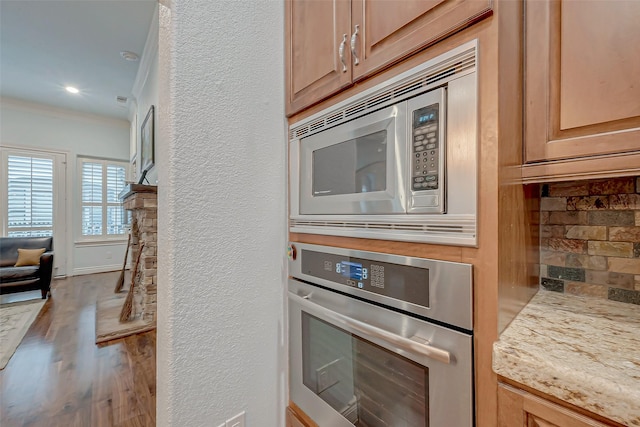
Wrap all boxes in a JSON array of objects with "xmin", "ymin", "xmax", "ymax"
[
  {"xmin": 65, "ymin": 86, "xmax": 79, "ymax": 94},
  {"xmin": 120, "ymin": 51, "xmax": 139, "ymax": 61}
]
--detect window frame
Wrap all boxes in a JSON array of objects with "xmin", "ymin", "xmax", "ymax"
[{"xmin": 77, "ymin": 157, "xmax": 129, "ymax": 243}]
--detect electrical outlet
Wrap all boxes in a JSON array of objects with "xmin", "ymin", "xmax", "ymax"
[{"xmin": 226, "ymin": 411, "xmax": 245, "ymax": 427}]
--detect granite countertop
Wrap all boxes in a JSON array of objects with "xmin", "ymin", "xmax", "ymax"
[{"xmin": 493, "ymin": 290, "xmax": 640, "ymax": 427}]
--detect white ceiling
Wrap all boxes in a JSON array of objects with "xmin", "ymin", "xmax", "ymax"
[{"xmin": 0, "ymin": 0, "xmax": 157, "ymax": 120}]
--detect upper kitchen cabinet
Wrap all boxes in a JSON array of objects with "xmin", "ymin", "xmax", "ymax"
[
  {"xmin": 523, "ymin": 0, "xmax": 640, "ymax": 181},
  {"xmin": 285, "ymin": 0, "xmax": 352, "ymax": 116},
  {"xmin": 350, "ymin": 0, "xmax": 491, "ymax": 81},
  {"xmin": 286, "ymin": 0, "xmax": 492, "ymax": 116}
]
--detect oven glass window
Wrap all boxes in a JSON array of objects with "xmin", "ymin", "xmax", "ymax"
[
  {"xmin": 312, "ymin": 130, "xmax": 387, "ymax": 197},
  {"xmin": 302, "ymin": 312, "xmax": 429, "ymax": 426}
]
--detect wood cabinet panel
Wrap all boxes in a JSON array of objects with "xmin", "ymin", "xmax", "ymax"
[
  {"xmin": 286, "ymin": 404, "xmax": 318, "ymax": 427},
  {"xmin": 524, "ymin": 0, "xmax": 640, "ymax": 165},
  {"xmin": 559, "ymin": 2, "xmax": 640, "ymax": 130},
  {"xmin": 529, "ymin": 415, "xmax": 559, "ymax": 427},
  {"xmin": 286, "ymin": 0, "xmax": 352, "ymax": 115},
  {"xmin": 289, "ymin": 233, "xmax": 465, "ymax": 263},
  {"xmin": 286, "ymin": 407, "xmax": 306, "ymax": 427},
  {"xmin": 498, "ymin": 383, "xmax": 617, "ymax": 427},
  {"xmin": 351, "ymin": 0, "xmax": 492, "ymax": 80}
]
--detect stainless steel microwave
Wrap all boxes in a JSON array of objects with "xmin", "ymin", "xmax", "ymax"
[{"xmin": 289, "ymin": 40, "xmax": 478, "ymax": 246}]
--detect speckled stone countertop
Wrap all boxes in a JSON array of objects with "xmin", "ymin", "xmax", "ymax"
[{"xmin": 493, "ymin": 290, "xmax": 640, "ymax": 427}]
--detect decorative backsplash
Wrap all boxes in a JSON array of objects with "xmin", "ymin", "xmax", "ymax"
[{"xmin": 539, "ymin": 177, "xmax": 640, "ymax": 305}]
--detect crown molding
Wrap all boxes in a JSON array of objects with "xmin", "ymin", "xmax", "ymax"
[{"xmin": 131, "ymin": 3, "xmax": 159, "ymax": 101}]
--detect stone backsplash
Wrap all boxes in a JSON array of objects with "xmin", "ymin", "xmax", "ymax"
[{"xmin": 540, "ymin": 176, "xmax": 640, "ymax": 305}]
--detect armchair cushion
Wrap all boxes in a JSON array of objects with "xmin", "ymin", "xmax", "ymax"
[
  {"xmin": 15, "ymin": 248, "xmax": 46, "ymax": 267},
  {"xmin": 0, "ymin": 266, "xmax": 40, "ymax": 282}
]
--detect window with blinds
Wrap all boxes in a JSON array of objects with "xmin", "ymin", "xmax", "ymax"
[
  {"xmin": 80, "ymin": 159, "xmax": 127, "ymax": 237},
  {"xmin": 6, "ymin": 155, "xmax": 54, "ymax": 237}
]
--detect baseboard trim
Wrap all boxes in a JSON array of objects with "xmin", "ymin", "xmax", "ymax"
[{"xmin": 73, "ymin": 265, "xmax": 125, "ymax": 276}]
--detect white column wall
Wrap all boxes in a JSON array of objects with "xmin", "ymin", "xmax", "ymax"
[{"xmin": 156, "ymin": 1, "xmax": 286, "ymax": 426}]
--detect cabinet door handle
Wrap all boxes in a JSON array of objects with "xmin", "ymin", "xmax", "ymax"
[
  {"xmin": 350, "ymin": 24, "xmax": 360, "ymax": 66},
  {"xmin": 339, "ymin": 34, "xmax": 348, "ymax": 73}
]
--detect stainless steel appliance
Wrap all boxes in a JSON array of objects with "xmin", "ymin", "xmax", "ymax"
[
  {"xmin": 288, "ymin": 243, "xmax": 473, "ymax": 427},
  {"xmin": 289, "ymin": 40, "xmax": 478, "ymax": 246}
]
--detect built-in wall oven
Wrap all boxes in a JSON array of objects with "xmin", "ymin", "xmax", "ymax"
[
  {"xmin": 288, "ymin": 243, "xmax": 473, "ymax": 427},
  {"xmin": 289, "ymin": 40, "xmax": 478, "ymax": 246}
]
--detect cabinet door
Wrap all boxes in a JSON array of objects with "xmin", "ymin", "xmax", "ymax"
[
  {"xmin": 286, "ymin": 0, "xmax": 352, "ymax": 116},
  {"xmin": 498, "ymin": 384, "xmax": 615, "ymax": 427},
  {"xmin": 350, "ymin": 0, "xmax": 491, "ymax": 80},
  {"xmin": 524, "ymin": 0, "xmax": 640, "ymax": 163}
]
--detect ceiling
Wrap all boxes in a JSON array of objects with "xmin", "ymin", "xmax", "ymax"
[{"xmin": 0, "ymin": 0, "xmax": 157, "ymax": 120}]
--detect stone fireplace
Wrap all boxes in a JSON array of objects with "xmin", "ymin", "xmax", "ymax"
[{"xmin": 121, "ymin": 184, "xmax": 158, "ymax": 323}]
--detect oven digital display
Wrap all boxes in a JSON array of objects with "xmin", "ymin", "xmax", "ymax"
[{"xmin": 338, "ymin": 261, "xmax": 364, "ymax": 280}]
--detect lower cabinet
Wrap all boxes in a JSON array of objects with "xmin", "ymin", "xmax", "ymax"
[
  {"xmin": 498, "ymin": 383, "xmax": 616, "ymax": 427},
  {"xmin": 290, "ymin": 385, "xmax": 618, "ymax": 427},
  {"xmin": 286, "ymin": 407, "xmax": 313, "ymax": 427}
]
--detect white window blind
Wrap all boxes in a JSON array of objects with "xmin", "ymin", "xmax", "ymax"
[
  {"xmin": 106, "ymin": 165, "xmax": 126, "ymax": 234},
  {"xmin": 7, "ymin": 155, "xmax": 54, "ymax": 237},
  {"xmin": 80, "ymin": 159, "xmax": 127, "ymax": 238}
]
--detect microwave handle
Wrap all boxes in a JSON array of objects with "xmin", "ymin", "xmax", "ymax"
[{"xmin": 291, "ymin": 291, "xmax": 452, "ymax": 365}]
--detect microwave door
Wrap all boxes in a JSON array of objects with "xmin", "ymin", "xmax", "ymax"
[
  {"xmin": 313, "ymin": 130, "xmax": 387, "ymax": 197},
  {"xmin": 299, "ymin": 103, "xmax": 408, "ymax": 215}
]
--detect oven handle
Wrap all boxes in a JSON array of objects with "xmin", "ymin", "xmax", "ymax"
[{"xmin": 291, "ymin": 292, "xmax": 452, "ymax": 365}]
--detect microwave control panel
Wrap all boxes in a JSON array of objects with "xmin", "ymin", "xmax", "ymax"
[{"xmin": 411, "ymin": 103, "xmax": 440, "ymax": 192}]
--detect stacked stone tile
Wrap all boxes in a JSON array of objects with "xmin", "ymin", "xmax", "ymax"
[
  {"xmin": 123, "ymin": 188, "xmax": 158, "ymax": 322},
  {"xmin": 539, "ymin": 177, "xmax": 640, "ymax": 304}
]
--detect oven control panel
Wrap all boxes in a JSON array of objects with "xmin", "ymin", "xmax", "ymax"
[
  {"xmin": 300, "ymin": 249, "xmax": 430, "ymax": 309},
  {"xmin": 289, "ymin": 242, "xmax": 473, "ymax": 330}
]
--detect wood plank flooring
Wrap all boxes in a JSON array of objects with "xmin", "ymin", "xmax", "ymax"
[{"xmin": 0, "ymin": 272, "xmax": 156, "ymax": 427}]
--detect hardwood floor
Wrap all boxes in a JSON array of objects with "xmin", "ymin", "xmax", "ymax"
[{"xmin": 0, "ymin": 272, "xmax": 156, "ymax": 427}]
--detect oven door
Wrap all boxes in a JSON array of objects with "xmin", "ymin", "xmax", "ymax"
[
  {"xmin": 288, "ymin": 279, "xmax": 473, "ymax": 427},
  {"xmin": 297, "ymin": 102, "xmax": 408, "ymax": 215}
]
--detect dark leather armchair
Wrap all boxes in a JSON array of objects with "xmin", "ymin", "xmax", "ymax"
[{"xmin": 0, "ymin": 236, "xmax": 54, "ymax": 299}]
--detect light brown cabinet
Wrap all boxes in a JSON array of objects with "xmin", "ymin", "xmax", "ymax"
[
  {"xmin": 286, "ymin": 408, "xmax": 304, "ymax": 427},
  {"xmin": 286, "ymin": 0, "xmax": 492, "ymax": 116},
  {"xmin": 350, "ymin": 0, "xmax": 491, "ymax": 81},
  {"xmin": 522, "ymin": 0, "xmax": 640, "ymax": 181},
  {"xmin": 285, "ymin": 0, "xmax": 352, "ymax": 116},
  {"xmin": 286, "ymin": 406, "xmax": 315, "ymax": 427},
  {"xmin": 498, "ymin": 383, "xmax": 617, "ymax": 427}
]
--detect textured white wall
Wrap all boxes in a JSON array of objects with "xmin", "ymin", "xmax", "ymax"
[{"xmin": 156, "ymin": 1, "xmax": 286, "ymax": 426}]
